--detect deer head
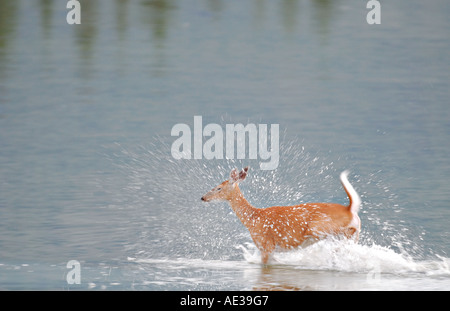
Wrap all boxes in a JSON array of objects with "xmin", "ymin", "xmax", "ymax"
[{"xmin": 201, "ymin": 167, "xmax": 249, "ymax": 202}]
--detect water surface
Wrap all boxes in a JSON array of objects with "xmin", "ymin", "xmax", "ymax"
[{"xmin": 0, "ymin": 0, "xmax": 449, "ymax": 290}]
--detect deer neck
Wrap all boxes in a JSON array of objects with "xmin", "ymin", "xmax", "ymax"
[{"xmin": 227, "ymin": 185, "xmax": 257, "ymax": 226}]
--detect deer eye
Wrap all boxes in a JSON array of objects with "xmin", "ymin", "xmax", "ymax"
[{"xmin": 216, "ymin": 187, "xmax": 222, "ymax": 191}]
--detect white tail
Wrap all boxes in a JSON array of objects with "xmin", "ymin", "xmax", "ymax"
[
  {"xmin": 202, "ymin": 167, "xmax": 361, "ymax": 264},
  {"xmin": 340, "ymin": 170, "xmax": 361, "ymax": 214}
]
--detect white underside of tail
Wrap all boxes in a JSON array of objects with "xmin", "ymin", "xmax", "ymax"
[
  {"xmin": 340, "ymin": 170, "xmax": 361, "ymax": 213},
  {"xmin": 340, "ymin": 170, "xmax": 361, "ymax": 232}
]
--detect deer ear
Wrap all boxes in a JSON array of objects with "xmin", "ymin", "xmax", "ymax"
[
  {"xmin": 230, "ymin": 168, "xmax": 238, "ymax": 182},
  {"xmin": 238, "ymin": 166, "xmax": 249, "ymax": 181}
]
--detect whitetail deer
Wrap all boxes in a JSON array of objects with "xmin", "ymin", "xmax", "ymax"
[{"xmin": 201, "ymin": 167, "xmax": 361, "ymax": 264}]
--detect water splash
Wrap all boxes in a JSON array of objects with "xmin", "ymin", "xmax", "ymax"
[
  {"xmin": 97, "ymin": 133, "xmax": 450, "ymax": 290},
  {"xmin": 238, "ymin": 238, "xmax": 450, "ymax": 277},
  {"xmin": 102, "ymin": 132, "xmax": 441, "ymax": 267}
]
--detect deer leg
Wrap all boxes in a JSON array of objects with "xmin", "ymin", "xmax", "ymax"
[{"xmin": 261, "ymin": 251, "xmax": 270, "ymax": 265}]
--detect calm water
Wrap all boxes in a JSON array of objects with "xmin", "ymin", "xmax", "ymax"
[{"xmin": 0, "ymin": 0, "xmax": 449, "ymax": 290}]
